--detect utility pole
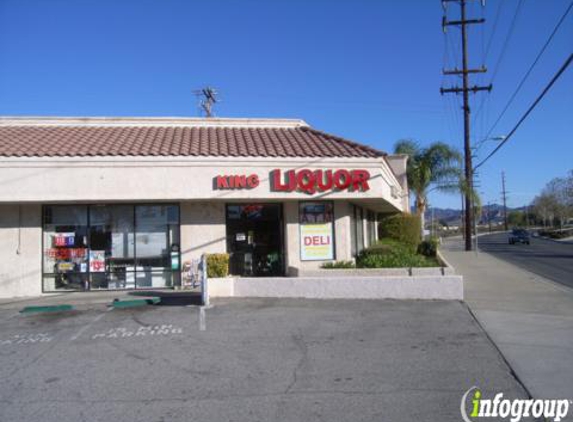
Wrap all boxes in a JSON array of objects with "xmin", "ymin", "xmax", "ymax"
[
  {"xmin": 487, "ymin": 201, "xmax": 492, "ymax": 233},
  {"xmin": 441, "ymin": 0, "xmax": 492, "ymax": 251},
  {"xmin": 501, "ymin": 171, "xmax": 509, "ymax": 231},
  {"xmin": 193, "ymin": 87, "xmax": 219, "ymax": 117}
]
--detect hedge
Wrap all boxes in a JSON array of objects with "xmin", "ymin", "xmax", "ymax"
[
  {"xmin": 417, "ymin": 237, "xmax": 439, "ymax": 257},
  {"xmin": 206, "ymin": 253, "xmax": 229, "ymax": 278},
  {"xmin": 378, "ymin": 213, "xmax": 421, "ymax": 252},
  {"xmin": 356, "ymin": 239, "xmax": 439, "ymax": 268}
]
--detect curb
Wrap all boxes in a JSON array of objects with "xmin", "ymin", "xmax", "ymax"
[
  {"xmin": 20, "ymin": 304, "xmax": 75, "ymax": 314},
  {"xmin": 111, "ymin": 297, "xmax": 161, "ymax": 308},
  {"xmin": 462, "ymin": 301, "xmax": 535, "ymax": 400}
]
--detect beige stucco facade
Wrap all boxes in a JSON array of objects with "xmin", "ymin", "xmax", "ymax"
[
  {"xmin": 0, "ymin": 204, "xmax": 43, "ymax": 298},
  {"xmin": 0, "ymin": 199, "xmax": 382, "ymax": 298},
  {"xmin": 0, "ymin": 119, "xmax": 409, "ymax": 298}
]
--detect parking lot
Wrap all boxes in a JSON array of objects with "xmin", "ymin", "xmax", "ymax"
[{"xmin": 0, "ymin": 298, "xmax": 529, "ymax": 422}]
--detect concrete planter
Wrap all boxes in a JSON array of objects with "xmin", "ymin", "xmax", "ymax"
[{"xmin": 207, "ymin": 249, "xmax": 462, "ymax": 300}]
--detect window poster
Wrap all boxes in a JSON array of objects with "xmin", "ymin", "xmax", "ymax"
[
  {"xmin": 53, "ymin": 232, "xmax": 75, "ymax": 247},
  {"xmin": 89, "ymin": 250, "xmax": 106, "ymax": 273},
  {"xmin": 299, "ymin": 202, "xmax": 334, "ymax": 261}
]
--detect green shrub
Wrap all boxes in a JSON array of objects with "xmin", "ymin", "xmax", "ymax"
[
  {"xmin": 206, "ymin": 253, "xmax": 229, "ymax": 278},
  {"xmin": 356, "ymin": 239, "xmax": 439, "ymax": 268},
  {"xmin": 418, "ymin": 237, "xmax": 439, "ymax": 257},
  {"xmin": 378, "ymin": 213, "xmax": 421, "ymax": 252},
  {"xmin": 321, "ymin": 260, "xmax": 356, "ymax": 269},
  {"xmin": 539, "ymin": 228, "xmax": 573, "ymax": 239}
]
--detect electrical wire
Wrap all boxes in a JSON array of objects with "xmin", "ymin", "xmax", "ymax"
[
  {"xmin": 483, "ymin": 0, "xmax": 505, "ymax": 63},
  {"xmin": 474, "ymin": 53, "xmax": 573, "ymax": 171},
  {"xmin": 473, "ymin": 0, "xmax": 524, "ymax": 124},
  {"xmin": 480, "ymin": 0, "xmax": 573, "ymax": 143},
  {"xmin": 490, "ymin": 0, "xmax": 525, "ymax": 82}
]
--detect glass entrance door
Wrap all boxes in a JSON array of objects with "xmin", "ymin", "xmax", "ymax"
[{"xmin": 226, "ymin": 204, "xmax": 284, "ymax": 277}]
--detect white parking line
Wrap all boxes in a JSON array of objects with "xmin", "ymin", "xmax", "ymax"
[{"xmin": 70, "ymin": 308, "xmax": 112, "ymax": 341}]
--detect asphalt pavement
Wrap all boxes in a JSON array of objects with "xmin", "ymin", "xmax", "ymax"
[
  {"xmin": 477, "ymin": 232, "xmax": 573, "ymax": 289},
  {"xmin": 0, "ymin": 298, "xmax": 529, "ymax": 422}
]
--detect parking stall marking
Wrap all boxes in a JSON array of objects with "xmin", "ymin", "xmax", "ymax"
[
  {"xmin": 0, "ymin": 333, "xmax": 54, "ymax": 346},
  {"xmin": 91, "ymin": 324, "xmax": 183, "ymax": 340}
]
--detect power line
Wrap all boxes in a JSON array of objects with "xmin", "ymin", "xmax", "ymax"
[
  {"xmin": 483, "ymin": 0, "xmax": 505, "ymax": 62},
  {"xmin": 474, "ymin": 53, "xmax": 573, "ymax": 171},
  {"xmin": 480, "ymin": 0, "xmax": 573, "ymax": 143},
  {"xmin": 490, "ymin": 0, "xmax": 524, "ymax": 82},
  {"xmin": 473, "ymin": 0, "xmax": 524, "ymax": 124},
  {"xmin": 474, "ymin": 0, "xmax": 501, "ymax": 133}
]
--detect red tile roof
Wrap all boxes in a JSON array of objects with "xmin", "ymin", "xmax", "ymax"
[{"xmin": 0, "ymin": 118, "xmax": 386, "ymax": 159}]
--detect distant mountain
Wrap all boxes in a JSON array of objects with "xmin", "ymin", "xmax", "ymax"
[{"xmin": 424, "ymin": 204, "xmax": 523, "ymax": 227}]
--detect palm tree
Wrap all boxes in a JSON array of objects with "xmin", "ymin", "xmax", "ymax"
[{"xmin": 394, "ymin": 139, "xmax": 462, "ymax": 236}]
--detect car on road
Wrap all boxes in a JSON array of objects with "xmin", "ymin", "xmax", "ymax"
[{"xmin": 508, "ymin": 229, "xmax": 530, "ymax": 245}]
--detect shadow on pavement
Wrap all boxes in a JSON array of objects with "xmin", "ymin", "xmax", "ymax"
[{"xmin": 128, "ymin": 290, "xmax": 203, "ymax": 306}]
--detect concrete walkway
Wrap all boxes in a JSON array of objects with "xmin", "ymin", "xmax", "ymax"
[{"xmin": 442, "ymin": 238, "xmax": 573, "ymax": 400}]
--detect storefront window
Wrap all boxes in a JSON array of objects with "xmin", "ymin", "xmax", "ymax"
[
  {"xmin": 42, "ymin": 204, "xmax": 180, "ymax": 292},
  {"xmin": 135, "ymin": 205, "xmax": 180, "ymax": 288},
  {"xmin": 89, "ymin": 205, "xmax": 135, "ymax": 289},
  {"xmin": 43, "ymin": 205, "xmax": 89, "ymax": 291},
  {"xmin": 299, "ymin": 202, "xmax": 334, "ymax": 261}
]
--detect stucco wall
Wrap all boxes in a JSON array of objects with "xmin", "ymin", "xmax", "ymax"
[
  {"xmin": 0, "ymin": 157, "xmax": 405, "ymax": 213},
  {"xmin": 180, "ymin": 201, "xmax": 226, "ymax": 264},
  {"xmin": 284, "ymin": 201, "xmax": 353, "ymax": 274},
  {"xmin": 179, "ymin": 200, "xmax": 356, "ymax": 275},
  {"xmin": 0, "ymin": 204, "xmax": 42, "ymax": 298}
]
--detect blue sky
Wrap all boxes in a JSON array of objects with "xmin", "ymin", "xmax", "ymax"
[{"xmin": 0, "ymin": 0, "xmax": 571, "ymax": 209}]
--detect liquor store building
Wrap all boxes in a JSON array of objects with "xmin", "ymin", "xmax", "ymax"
[{"xmin": 0, "ymin": 117, "xmax": 409, "ymax": 298}]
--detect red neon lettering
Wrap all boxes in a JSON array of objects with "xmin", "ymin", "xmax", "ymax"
[
  {"xmin": 216, "ymin": 176, "xmax": 229, "ymax": 189},
  {"xmin": 297, "ymin": 169, "xmax": 315, "ymax": 194},
  {"xmin": 316, "ymin": 170, "xmax": 333, "ymax": 192},
  {"xmin": 232, "ymin": 175, "xmax": 247, "ymax": 189},
  {"xmin": 351, "ymin": 170, "xmax": 371, "ymax": 191},
  {"xmin": 333, "ymin": 170, "xmax": 351, "ymax": 190},
  {"xmin": 247, "ymin": 174, "xmax": 259, "ymax": 188},
  {"xmin": 272, "ymin": 169, "xmax": 296, "ymax": 192}
]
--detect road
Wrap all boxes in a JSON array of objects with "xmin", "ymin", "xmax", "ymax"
[{"xmin": 477, "ymin": 232, "xmax": 573, "ymax": 289}]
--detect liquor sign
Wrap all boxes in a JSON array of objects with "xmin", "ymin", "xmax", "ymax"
[
  {"xmin": 272, "ymin": 169, "xmax": 370, "ymax": 194},
  {"xmin": 213, "ymin": 169, "xmax": 371, "ymax": 194},
  {"xmin": 214, "ymin": 174, "xmax": 260, "ymax": 190},
  {"xmin": 300, "ymin": 223, "xmax": 334, "ymax": 261}
]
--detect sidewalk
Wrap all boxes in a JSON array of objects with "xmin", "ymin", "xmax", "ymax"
[{"xmin": 442, "ymin": 238, "xmax": 573, "ymax": 400}]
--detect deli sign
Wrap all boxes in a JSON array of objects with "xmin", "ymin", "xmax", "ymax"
[{"xmin": 214, "ymin": 169, "xmax": 371, "ymax": 194}]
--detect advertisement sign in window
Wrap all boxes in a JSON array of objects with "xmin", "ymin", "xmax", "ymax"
[
  {"xmin": 89, "ymin": 250, "xmax": 106, "ymax": 273},
  {"xmin": 299, "ymin": 202, "xmax": 334, "ymax": 261}
]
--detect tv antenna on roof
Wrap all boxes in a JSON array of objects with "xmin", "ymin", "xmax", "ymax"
[{"xmin": 193, "ymin": 86, "xmax": 219, "ymax": 118}]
